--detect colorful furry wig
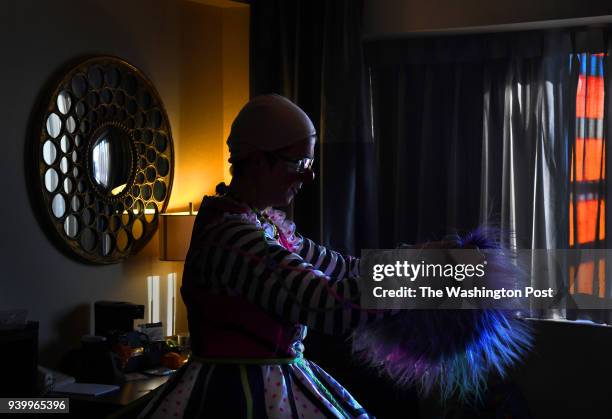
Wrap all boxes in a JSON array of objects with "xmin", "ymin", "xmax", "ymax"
[{"xmin": 351, "ymin": 228, "xmax": 533, "ymax": 401}]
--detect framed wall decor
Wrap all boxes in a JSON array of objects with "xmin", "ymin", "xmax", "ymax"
[{"xmin": 33, "ymin": 56, "xmax": 174, "ymax": 264}]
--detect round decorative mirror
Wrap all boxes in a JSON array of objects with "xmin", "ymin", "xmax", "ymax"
[{"xmin": 34, "ymin": 56, "xmax": 174, "ymax": 264}]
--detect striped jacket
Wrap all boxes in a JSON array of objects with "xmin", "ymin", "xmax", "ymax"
[{"xmin": 183, "ymin": 206, "xmax": 383, "ymax": 336}]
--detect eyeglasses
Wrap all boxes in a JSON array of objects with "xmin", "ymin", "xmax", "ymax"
[{"xmin": 270, "ymin": 154, "xmax": 314, "ymax": 174}]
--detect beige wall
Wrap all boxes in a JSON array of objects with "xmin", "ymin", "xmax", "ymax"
[
  {"xmin": 222, "ymin": 6, "xmax": 250, "ymax": 184},
  {"xmin": 0, "ymin": 0, "xmax": 248, "ymax": 366},
  {"xmin": 363, "ymin": 0, "xmax": 612, "ymax": 37},
  {"xmin": 172, "ymin": 4, "xmax": 224, "ymax": 213},
  {"xmin": 171, "ymin": 1, "xmax": 250, "ymax": 332},
  {"xmin": 171, "ymin": 1, "xmax": 250, "ymax": 203}
]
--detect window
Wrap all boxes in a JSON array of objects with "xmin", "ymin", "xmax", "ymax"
[{"xmin": 569, "ymin": 53, "xmax": 606, "ymax": 296}]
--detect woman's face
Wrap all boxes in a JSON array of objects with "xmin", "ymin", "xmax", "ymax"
[{"xmin": 253, "ymin": 136, "xmax": 316, "ymax": 207}]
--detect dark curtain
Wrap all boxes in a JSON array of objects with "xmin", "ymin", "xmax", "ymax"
[
  {"xmin": 367, "ymin": 29, "xmax": 612, "ymax": 322},
  {"xmin": 369, "ymin": 51, "xmax": 485, "ymax": 247},
  {"xmin": 250, "ymin": 0, "xmax": 378, "ymax": 255},
  {"xmin": 367, "ymin": 31, "xmax": 577, "ymax": 249}
]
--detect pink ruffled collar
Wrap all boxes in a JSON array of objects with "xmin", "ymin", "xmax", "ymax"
[
  {"xmin": 221, "ymin": 207, "xmax": 302, "ymax": 252},
  {"xmin": 261, "ymin": 208, "xmax": 303, "ymax": 252},
  {"xmin": 200, "ymin": 195, "xmax": 303, "ymax": 253}
]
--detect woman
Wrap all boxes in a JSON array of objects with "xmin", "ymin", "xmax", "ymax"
[
  {"xmin": 139, "ymin": 95, "xmax": 530, "ymax": 418},
  {"xmin": 139, "ymin": 94, "xmax": 377, "ymax": 418}
]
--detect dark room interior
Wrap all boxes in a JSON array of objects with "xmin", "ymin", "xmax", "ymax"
[{"xmin": 3, "ymin": 1, "xmax": 612, "ymax": 418}]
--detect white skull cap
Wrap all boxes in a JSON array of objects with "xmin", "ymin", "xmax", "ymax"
[{"xmin": 227, "ymin": 94, "xmax": 316, "ymax": 163}]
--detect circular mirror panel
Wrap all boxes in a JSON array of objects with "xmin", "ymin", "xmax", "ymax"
[
  {"xmin": 110, "ymin": 215, "xmax": 121, "ymax": 232},
  {"xmin": 80, "ymin": 229, "xmax": 97, "ymax": 252},
  {"xmin": 101, "ymin": 233, "xmax": 113, "ymax": 256},
  {"xmin": 144, "ymin": 202, "xmax": 157, "ymax": 223},
  {"xmin": 153, "ymin": 180, "xmax": 167, "ymax": 202},
  {"xmin": 64, "ymin": 215, "xmax": 79, "ymax": 238},
  {"xmin": 105, "ymin": 68, "xmax": 120, "ymax": 87},
  {"xmin": 90, "ymin": 125, "xmax": 133, "ymax": 196},
  {"xmin": 88, "ymin": 67, "xmax": 104, "ymax": 89},
  {"xmin": 155, "ymin": 133, "xmax": 167, "ymax": 152},
  {"xmin": 63, "ymin": 178, "xmax": 73, "ymax": 194},
  {"xmin": 36, "ymin": 56, "xmax": 174, "ymax": 263},
  {"xmin": 75, "ymin": 102, "xmax": 86, "ymax": 118},
  {"xmin": 132, "ymin": 200, "xmax": 144, "ymax": 216},
  {"xmin": 52, "ymin": 194, "xmax": 65, "ymax": 218},
  {"xmin": 116, "ymin": 229, "xmax": 129, "ymax": 252},
  {"xmin": 132, "ymin": 219, "xmax": 144, "ymax": 240},
  {"xmin": 60, "ymin": 157, "xmax": 70, "ymax": 174},
  {"xmin": 71, "ymin": 75, "xmax": 87, "ymax": 98},
  {"xmin": 43, "ymin": 141, "xmax": 57, "ymax": 165},
  {"xmin": 60, "ymin": 135, "xmax": 70, "ymax": 153},
  {"xmin": 44, "ymin": 168, "xmax": 59, "ymax": 192},
  {"xmin": 71, "ymin": 196, "xmax": 81, "ymax": 212},
  {"xmin": 82, "ymin": 208, "xmax": 94, "ymax": 226},
  {"xmin": 66, "ymin": 116, "xmax": 76, "ymax": 133},
  {"xmin": 57, "ymin": 91, "xmax": 72, "ymax": 115},
  {"xmin": 46, "ymin": 113, "xmax": 62, "ymax": 138},
  {"xmin": 157, "ymin": 156, "xmax": 170, "ymax": 177}
]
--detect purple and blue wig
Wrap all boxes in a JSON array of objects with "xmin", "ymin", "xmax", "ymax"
[{"xmin": 351, "ymin": 228, "xmax": 533, "ymax": 402}]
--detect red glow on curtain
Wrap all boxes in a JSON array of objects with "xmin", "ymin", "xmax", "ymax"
[
  {"xmin": 569, "ymin": 200, "xmax": 605, "ymax": 246},
  {"xmin": 576, "ymin": 75, "xmax": 604, "ymax": 119},
  {"xmin": 571, "ymin": 138, "xmax": 605, "ymax": 182}
]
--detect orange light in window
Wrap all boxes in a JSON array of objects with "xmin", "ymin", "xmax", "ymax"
[
  {"xmin": 569, "ymin": 199, "xmax": 605, "ymax": 246},
  {"xmin": 571, "ymin": 138, "xmax": 605, "ymax": 182},
  {"xmin": 569, "ymin": 258, "xmax": 606, "ymax": 296},
  {"xmin": 576, "ymin": 75, "xmax": 604, "ymax": 119},
  {"xmin": 571, "ymin": 261, "xmax": 594, "ymax": 294}
]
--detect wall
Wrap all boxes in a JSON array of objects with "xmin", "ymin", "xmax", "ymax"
[
  {"xmin": 0, "ymin": 0, "xmax": 248, "ymax": 367},
  {"xmin": 222, "ymin": 6, "xmax": 250, "ymax": 184},
  {"xmin": 363, "ymin": 0, "xmax": 612, "ymax": 37}
]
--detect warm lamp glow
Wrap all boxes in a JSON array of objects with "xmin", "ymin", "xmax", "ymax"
[{"xmin": 159, "ymin": 204, "xmax": 197, "ymax": 261}]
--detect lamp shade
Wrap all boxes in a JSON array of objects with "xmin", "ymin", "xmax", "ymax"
[{"xmin": 159, "ymin": 212, "xmax": 197, "ymax": 261}]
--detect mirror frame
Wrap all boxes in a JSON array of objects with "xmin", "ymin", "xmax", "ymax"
[{"xmin": 34, "ymin": 56, "xmax": 174, "ymax": 264}]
